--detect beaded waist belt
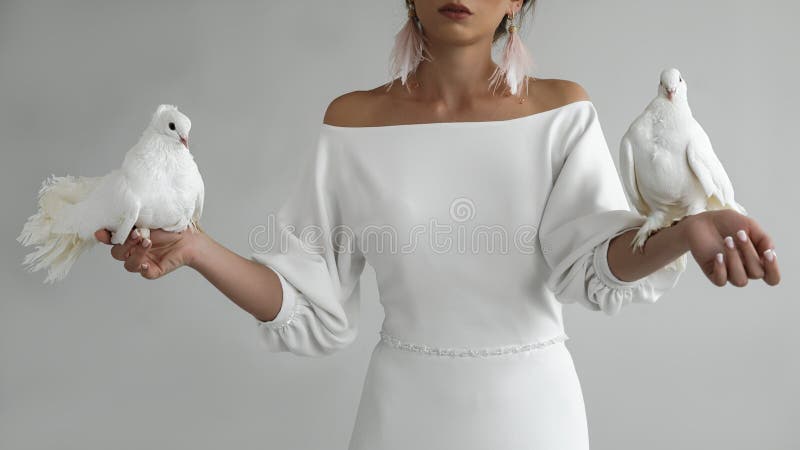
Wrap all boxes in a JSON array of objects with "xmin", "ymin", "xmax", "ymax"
[{"xmin": 378, "ymin": 330, "xmax": 569, "ymax": 358}]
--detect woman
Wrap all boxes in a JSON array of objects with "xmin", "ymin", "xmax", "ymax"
[{"xmin": 95, "ymin": 1, "xmax": 780, "ymax": 448}]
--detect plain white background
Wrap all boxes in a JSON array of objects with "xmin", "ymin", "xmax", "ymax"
[{"xmin": 1, "ymin": 1, "xmax": 797, "ymax": 449}]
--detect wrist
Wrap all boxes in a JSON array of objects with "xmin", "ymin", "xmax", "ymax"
[
  {"xmin": 185, "ymin": 229, "xmax": 212, "ymax": 271},
  {"xmin": 673, "ymin": 214, "xmax": 696, "ymax": 253}
]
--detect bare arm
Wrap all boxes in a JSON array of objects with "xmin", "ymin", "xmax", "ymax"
[
  {"xmin": 607, "ymin": 210, "xmax": 780, "ymax": 287},
  {"xmin": 94, "ymin": 228, "xmax": 284, "ymax": 322},
  {"xmin": 606, "ymin": 218, "xmax": 690, "ymax": 282},
  {"xmin": 188, "ymin": 232, "xmax": 284, "ymax": 322},
  {"xmin": 93, "ymin": 98, "xmax": 364, "ymax": 323}
]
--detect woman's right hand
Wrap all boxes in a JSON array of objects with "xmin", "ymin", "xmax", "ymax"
[
  {"xmin": 94, "ymin": 225, "xmax": 288, "ymax": 323},
  {"xmin": 94, "ymin": 227, "xmax": 201, "ymax": 279}
]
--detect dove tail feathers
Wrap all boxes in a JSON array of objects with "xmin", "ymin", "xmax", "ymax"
[{"xmin": 17, "ymin": 174, "xmax": 100, "ymax": 283}]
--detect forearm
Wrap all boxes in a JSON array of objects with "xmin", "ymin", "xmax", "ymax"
[
  {"xmin": 187, "ymin": 232, "xmax": 284, "ymax": 322},
  {"xmin": 607, "ymin": 218, "xmax": 691, "ymax": 282}
]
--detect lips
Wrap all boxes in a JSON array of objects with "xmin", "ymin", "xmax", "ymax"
[{"xmin": 439, "ymin": 2, "xmax": 472, "ymax": 14}]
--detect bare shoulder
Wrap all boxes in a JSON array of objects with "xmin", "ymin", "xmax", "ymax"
[
  {"xmin": 322, "ymin": 90, "xmax": 379, "ymax": 127},
  {"xmin": 527, "ymin": 78, "xmax": 591, "ymax": 110},
  {"xmin": 323, "ymin": 81, "xmax": 409, "ymax": 127},
  {"xmin": 321, "ymin": 78, "xmax": 591, "ymax": 127}
]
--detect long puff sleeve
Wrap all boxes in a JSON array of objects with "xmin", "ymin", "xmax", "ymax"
[
  {"xmin": 251, "ymin": 128, "xmax": 367, "ymax": 357},
  {"xmin": 538, "ymin": 102, "xmax": 686, "ymax": 315}
]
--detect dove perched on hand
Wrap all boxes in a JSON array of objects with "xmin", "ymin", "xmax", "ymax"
[
  {"xmin": 18, "ymin": 104, "xmax": 205, "ymax": 283},
  {"xmin": 619, "ymin": 68, "xmax": 746, "ymax": 272}
]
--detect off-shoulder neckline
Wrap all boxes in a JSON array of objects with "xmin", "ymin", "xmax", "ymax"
[{"xmin": 320, "ymin": 100, "xmax": 594, "ymax": 131}]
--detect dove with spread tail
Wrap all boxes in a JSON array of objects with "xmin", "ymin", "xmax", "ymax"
[
  {"xmin": 18, "ymin": 104, "xmax": 205, "ymax": 283},
  {"xmin": 619, "ymin": 68, "xmax": 746, "ymax": 272}
]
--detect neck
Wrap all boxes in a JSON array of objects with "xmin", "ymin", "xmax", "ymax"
[
  {"xmin": 406, "ymin": 37, "xmax": 500, "ymax": 108},
  {"xmin": 662, "ymin": 96, "xmax": 691, "ymax": 115}
]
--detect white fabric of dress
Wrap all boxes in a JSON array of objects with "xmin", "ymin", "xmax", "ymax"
[{"xmin": 251, "ymin": 100, "xmax": 686, "ymax": 450}]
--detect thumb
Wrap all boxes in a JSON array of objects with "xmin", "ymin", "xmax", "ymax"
[{"xmin": 95, "ymin": 229, "xmax": 112, "ymax": 244}]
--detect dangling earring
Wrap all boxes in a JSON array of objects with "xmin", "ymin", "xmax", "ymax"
[
  {"xmin": 386, "ymin": 0, "xmax": 433, "ymax": 93},
  {"xmin": 488, "ymin": 9, "xmax": 535, "ymax": 99}
]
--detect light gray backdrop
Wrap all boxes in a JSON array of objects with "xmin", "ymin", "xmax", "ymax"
[{"xmin": 1, "ymin": 1, "xmax": 797, "ymax": 449}]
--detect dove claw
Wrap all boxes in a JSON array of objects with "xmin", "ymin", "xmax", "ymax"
[
  {"xmin": 631, "ymin": 228, "xmax": 651, "ymax": 252},
  {"xmin": 137, "ymin": 228, "xmax": 150, "ymax": 241},
  {"xmin": 110, "ymin": 230, "xmax": 126, "ymax": 245}
]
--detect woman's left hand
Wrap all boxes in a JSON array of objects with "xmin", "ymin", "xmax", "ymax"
[{"xmin": 681, "ymin": 209, "xmax": 780, "ymax": 287}]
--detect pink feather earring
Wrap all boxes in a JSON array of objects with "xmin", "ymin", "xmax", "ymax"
[
  {"xmin": 386, "ymin": 0, "xmax": 432, "ymax": 93},
  {"xmin": 488, "ymin": 9, "xmax": 535, "ymax": 100}
]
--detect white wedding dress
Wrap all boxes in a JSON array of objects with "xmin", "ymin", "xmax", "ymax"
[{"xmin": 251, "ymin": 100, "xmax": 686, "ymax": 449}]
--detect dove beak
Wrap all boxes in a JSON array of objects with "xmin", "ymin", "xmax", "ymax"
[
  {"xmin": 666, "ymin": 88, "xmax": 676, "ymax": 101},
  {"xmin": 179, "ymin": 135, "xmax": 189, "ymax": 149}
]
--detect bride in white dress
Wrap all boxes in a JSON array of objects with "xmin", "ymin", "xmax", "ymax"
[{"xmin": 95, "ymin": 1, "xmax": 780, "ymax": 449}]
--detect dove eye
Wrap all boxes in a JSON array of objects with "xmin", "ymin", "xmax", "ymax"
[{"xmin": 168, "ymin": 122, "xmax": 176, "ymax": 131}]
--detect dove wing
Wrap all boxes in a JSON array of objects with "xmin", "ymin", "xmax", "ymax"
[
  {"xmin": 106, "ymin": 172, "xmax": 142, "ymax": 245},
  {"xmin": 619, "ymin": 135, "xmax": 651, "ymax": 216},
  {"xmin": 56, "ymin": 168, "xmax": 139, "ymax": 244},
  {"xmin": 192, "ymin": 177, "xmax": 204, "ymax": 226},
  {"xmin": 112, "ymin": 200, "xmax": 140, "ymax": 244},
  {"xmin": 686, "ymin": 122, "xmax": 736, "ymax": 207}
]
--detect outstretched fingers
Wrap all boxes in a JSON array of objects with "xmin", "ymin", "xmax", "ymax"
[
  {"xmin": 722, "ymin": 235, "xmax": 748, "ymax": 287},
  {"xmin": 710, "ymin": 251, "xmax": 727, "ymax": 286},
  {"xmin": 761, "ymin": 248, "xmax": 780, "ymax": 286},
  {"xmin": 110, "ymin": 229, "xmax": 144, "ymax": 261},
  {"xmin": 95, "ymin": 227, "xmax": 163, "ymax": 279},
  {"xmin": 731, "ymin": 229, "xmax": 765, "ymax": 279},
  {"xmin": 123, "ymin": 237, "xmax": 151, "ymax": 272},
  {"xmin": 743, "ymin": 218, "xmax": 780, "ymax": 286}
]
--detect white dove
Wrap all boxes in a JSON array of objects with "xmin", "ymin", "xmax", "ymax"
[
  {"xmin": 18, "ymin": 104, "xmax": 205, "ymax": 283},
  {"xmin": 619, "ymin": 68, "xmax": 746, "ymax": 272}
]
